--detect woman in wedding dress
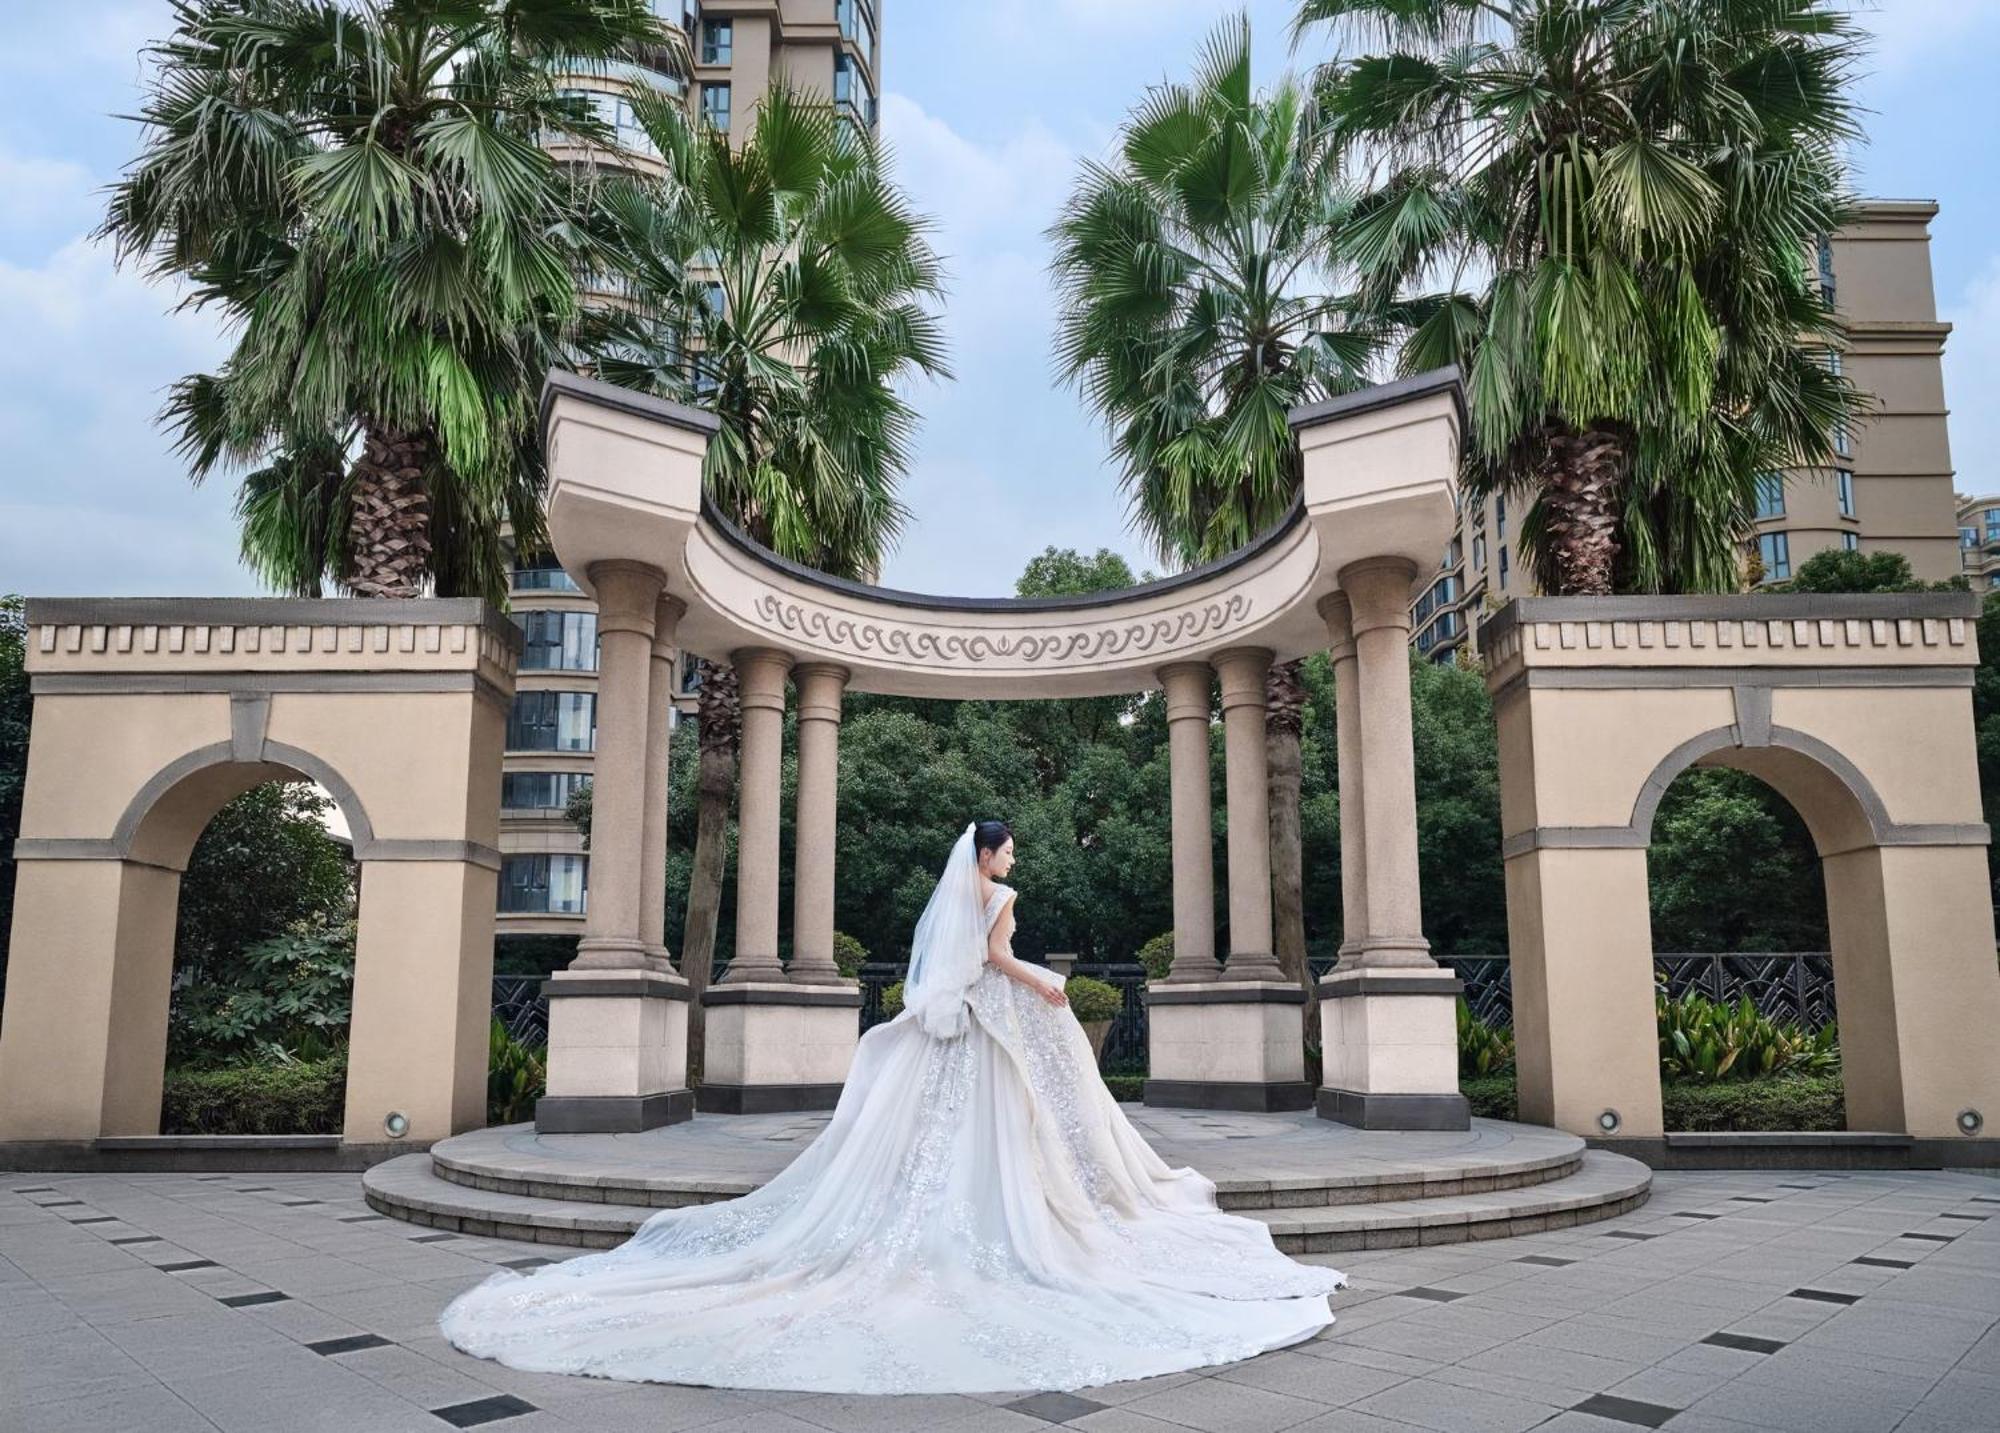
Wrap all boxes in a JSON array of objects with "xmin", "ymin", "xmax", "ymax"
[{"xmin": 439, "ymin": 821, "xmax": 1346, "ymax": 1394}]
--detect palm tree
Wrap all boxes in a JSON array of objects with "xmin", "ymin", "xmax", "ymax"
[
  {"xmin": 582, "ymin": 84, "xmax": 948, "ymax": 1052},
  {"xmin": 1297, "ymin": 0, "xmax": 1863, "ymax": 595},
  {"xmin": 1050, "ymin": 15, "xmax": 1373, "ymax": 1008},
  {"xmin": 101, "ymin": 0, "xmax": 680, "ymax": 601}
]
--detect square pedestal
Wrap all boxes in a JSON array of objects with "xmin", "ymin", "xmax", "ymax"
[
  {"xmin": 536, "ymin": 970, "xmax": 694, "ymax": 1133},
  {"xmin": 698, "ymin": 983, "xmax": 862, "ymax": 1113},
  {"xmin": 1317, "ymin": 968, "xmax": 1468, "ymax": 1130},
  {"xmin": 1143, "ymin": 982, "xmax": 1313, "ymax": 1112}
]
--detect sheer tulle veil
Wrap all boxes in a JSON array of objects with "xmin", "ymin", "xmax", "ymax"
[{"xmin": 900, "ymin": 822, "xmax": 988, "ymax": 1040}]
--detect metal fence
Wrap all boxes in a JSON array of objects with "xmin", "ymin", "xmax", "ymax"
[{"xmin": 491, "ymin": 951, "xmax": 1840, "ymax": 1054}]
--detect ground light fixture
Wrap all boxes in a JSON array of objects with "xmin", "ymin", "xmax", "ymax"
[
  {"xmin": 384, "ymin": 1111, "xmax": 411, "ymax": 1139},
  {"xmin": 1597, "ymin": 1109, "xmax": 1621, "ymax": 1134}
]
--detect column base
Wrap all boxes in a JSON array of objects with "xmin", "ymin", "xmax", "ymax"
[
  {"xmin": 1143, "ymin": 1079, "xmax": 1315, "ymax": 1113},
  {"xmin": 1316, "ymin": 1087, "xmax": 1469, "ymax": 1130},
  {"xmin": 535, "ymin": 1090, "xmax": 695, "ymax": 1133},
  {"xmin": 1315, "ymin": 966, "xmax": 1465, "ymax": 1130},
  {"xmin": 537, "ymin": 970, "xmax": 691, "ymax": 1136},
  {"xmin": 1145, "ymin": 981, "xmax": 1306, "ymax": 1107},
  {"xmin": 695, "ymin": 1082, "xmax": 846, "ymax": 1114},
  {"xmin": 700, "ymin": 982, "xmax": 861, "ymax": 1115}
]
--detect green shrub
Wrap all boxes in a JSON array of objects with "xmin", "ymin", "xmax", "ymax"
[
  {"xmin": 1065, "ymin": 975, "xmax": 1123, "ymax": 1023},
  {"xmin": 1137, "ymin": 932, "xmax": 1174, "ymax": 982},
  {"xmin": 1662, "ymin": 1073, "xmax": 1845, "ymax": 1132},
  {"xmin": 1457, "ymin": 999, "xmax": 1515, "ymax": 1077},
  {"xmin": 881, "ymin": 980, "xmax": 905, "ymax": 1019},
  {"xmin": 1103, "ymin": 1074, "xmax": 1143, "ymax": 1101},
  {"xmin": 170, "ymin": 915, "xmax": 355, "ymax": 1067},
  {"xmin": 832, "ymin": 931, "xmax": 870, "ymax": 979},
  {"xmin": 1460, "ymin": 1073, "xmax": 1518, "ymax": 1121},
  {"xmin": 161, "ymin": 1052, "xmax": 347, "ymax": 1135},
  {"xmin": 488, "ymin": 1019, "xmax": 547, "ymax": 1126},
  {"xmin": 1657, "ymin": 984, "xmax": 1839, "ymax": 1083}
]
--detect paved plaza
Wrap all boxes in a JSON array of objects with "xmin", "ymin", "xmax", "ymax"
[{"xmin": 2, "ymin": 1165, "xmax": 1996, "ymax": 1433}]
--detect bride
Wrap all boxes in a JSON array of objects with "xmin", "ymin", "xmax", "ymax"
[{"xmin": 439, "ymin": 821, "xmax": 1346, "ymax": 1394}]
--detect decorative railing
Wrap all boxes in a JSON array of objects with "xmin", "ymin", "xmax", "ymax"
[{"xmin": 490, "ymin": 952, "xmax": 1839, "ymax": 1057}]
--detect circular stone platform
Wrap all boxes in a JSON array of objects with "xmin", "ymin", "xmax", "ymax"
[{"xmin": 365, "ymin": 1110, "xmax": 1651, "ymax": 1253}]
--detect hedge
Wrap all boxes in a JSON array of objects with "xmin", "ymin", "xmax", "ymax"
[
  {"xmin": 1458, "ymin": 1070, "xmax": 1845, "ymax": 1132},
  {"xmin": 161, "ymin": 1054, "xmax": 347, "ymax": 1135}
]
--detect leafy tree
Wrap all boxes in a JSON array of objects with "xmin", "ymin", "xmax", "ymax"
[
  {"xmin": 1409, "ymin": 656, "xmax": 1508, "ymax": 954},
  {"xmin": 1299, "ymin": 0, "xmax": 1864, "ymax": 596},
  {"xmin": 1648, "ymin": 769, "xmax": 1826, "ymax": 952},
  {"xmin": 0, "ymin": 597, "xmax": 27, "ymax": 1002},
  {"xmin": 1050, "ymin": 15, "xmax": 1374, "ymax": 1001},
  {"xmin": 100, "ymin": 0, "xmax": 678, "ymax": 599},
  {"xmin": 1769, "ymin": 546, "xmax": 1966, "ymax": 594},
  {"xmin": 170, "ymin": 915, "xmax": 356, "ymax": 1067}
]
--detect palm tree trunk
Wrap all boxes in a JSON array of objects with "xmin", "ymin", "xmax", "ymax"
[
  {"xmin": 679, "ymin": 658, "xmax": 738, "ymax": 1086},
  {"xmin": 1539, "ymin": 423, "xmax": 1628, "ymax": 597},
  {"xmin": 1265, "ymin": 658, "xmax": 1317, "ymax": 1052},
  {"xmin": 346, "ymin": 421, "xmax": 433, "ymax": 598}
]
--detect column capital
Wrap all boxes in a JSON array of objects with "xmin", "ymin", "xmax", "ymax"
[
  {"xmin": 1338, "ymin": 558, "xmax": 1421, "ymax": 636},
  {"xmin": 1317, "ymin": 592, "xmax": 1358, "ymax": 661},
  {"xmin": 650, "ymin": 594, "xmax": 688, "ymax": 657},
  {"xmin": 1212, "ymin": 647, "xmax": 1273, "ymax": 712},
  {"xmin": 1156, "ymin": 661, "xmax": 1213, "ymax": 722},
  {"xmin": 586, "ymin": 560, "xmax": 668, "ymax": 635},
  {"xmin": 793, "ymin": 663, "xmax": 850, "ymax": 725},
  {"xmin": 731, "ymin": 647, "xmax": 794, "ymax": 712}
]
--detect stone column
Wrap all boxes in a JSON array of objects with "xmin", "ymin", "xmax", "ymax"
[
  {"xmin": 1213, "ymin": 647, "xmax": 1282, "ymax": 979},
  {"xmin": 1317, "ymin": 558, "xmax": 1466, "ymax": 1131},
  {"xmin": 1317, "ymin": 593, "xmax": 1369, "ymax": 964},
  {"xmin": 722, "ymin": 647, "xmax": 793, "ymax": 983},
  {"xmin": 638, "ymin": 595, "xmax": 687, "ymax": 972},
  {"xmin": 1156, "ymin": 662, "xmax": 1221, "ymax": 982},
  {"xmin": 1338, "ymin": 560, "xmax": 1431, "ymax": 967},
  {"xmin": 572, "ymin": 561, "xmax": 667, "ymax": 970},
  {"xmin": 788, "ymin": 663, "xmax": 850, "ymax": 984}
]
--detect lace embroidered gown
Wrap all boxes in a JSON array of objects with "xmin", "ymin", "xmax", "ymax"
[{"xmin": 438, "ymin": 884, "xmax": 1346, "ymax": 1393}]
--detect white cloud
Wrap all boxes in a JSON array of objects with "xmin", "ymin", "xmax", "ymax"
[
  {"xmin": 0, "ymin": 149, "xmax": 96, "ymax": 240},
  {"xmin": 1844, "ymin": 0, "xmax": 2000, "ymax": 75},
  {"xmin": 0, "ymin": 235, "xmax": 252, "ymax": 597},
  {"xmin": 1942, "ymin": 254, "xmax": 2000, "ymax": 498}
]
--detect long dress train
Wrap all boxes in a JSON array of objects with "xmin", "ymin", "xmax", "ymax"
[{"xmin": 438, "ymin": 883, "xmax": 1346, "ymax": 1394}]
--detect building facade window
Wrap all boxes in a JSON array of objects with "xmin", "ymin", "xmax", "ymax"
[
  {"xmin": 1498, "ymin": 545, "xmax": 1509, "ymax": 588},
  {"xmin": 701, "ymin": 18, "xmax": 731, "ymax": 63},
  {"xmin": 500, "ymin": 854, "xmax": 588, "ymax": 915},
  {"xmin": 512, "ymin": 555, "xmax": 579, "ymax": 592},
  {"xmin": 1415, "ymin": 609, "xmax": 1462, "ymax": 655},
  {"xmin": 837, "ymin": 0, "xmax": 876, "ymax": 64},
  {"xmin": 1987, "ymin": 508, "xmax": 2000, "ymax": 546},
  {"xmin": 1964, "ymin": 525, "xmax": 1981, "ymax": 550},
  {"xmin": 1759, "ymin": 531, "xmax": 1791, "ymax": 581},
  {"xmin": 1754, "ymin": 472, "xmax": 1785, "ymax": 520},
  {"xmin": 1815, "ymin": 233, "xmax": 1837, "ymax": 307},
  {"xmin": 1837, "ymin": 468, "xmax": 1855, "ymax": 519},
  {"xmin": 701, "ymin": 82, "xmax": 731, "ymax": 132},
  {"xmin": 1841, "ymin": 532, "xmax": 1859, "ymax": 552},
  {"xmin": 502, "ymin": 772, "xmax": 593, "ymax": 811},
  {"xmin": 1413, "ymin": 574, "xmax": 1459, "ymax": 626},
  {"xmin": 506, "ymin": 692, "xmax": 598, "ymax": 752},
  {"xmin": 1495, "ymin": 493, "xmax": 1507, "ymax": 540},
  {"xmin": 833, "ymin": 52, "xmax": 876, "ymax": 127},
  {"xmin": 518, "ymin": 610, "xmax": 598, "ymax": 671},
  {"xmin": 1472, "ymin": 534, "xmax": 1487, "ymax": 574}
]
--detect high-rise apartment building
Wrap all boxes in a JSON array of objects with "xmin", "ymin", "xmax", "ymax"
[
  {"xmin": 1411, "ymin": 199, "xmax": 1961, "ymax": 663},
  {"xmin": 499, "ymin": 1, "xmax": 884, "ymax": 936},
  {"xmin": 1958, "ymin": 494, "xmax": 2000, "ymax": 593}
]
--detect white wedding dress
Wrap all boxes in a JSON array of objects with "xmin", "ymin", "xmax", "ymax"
[{"xmin": 439, "ymin": 831, "xmax": 1345, "ymax": 1394}]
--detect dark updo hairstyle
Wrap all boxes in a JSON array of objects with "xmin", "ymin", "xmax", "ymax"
[{"xmin": 973, "ymin": 820, "xmax": 1013, "ymax": 860}]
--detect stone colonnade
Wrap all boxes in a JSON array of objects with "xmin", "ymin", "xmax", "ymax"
[{"xmin": 534, "ymin": 368, "xmax": 1473, "ymax": 1134}]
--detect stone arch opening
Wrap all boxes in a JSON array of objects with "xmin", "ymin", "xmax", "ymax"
[{"xmin": 1487, "ymin": 594, "xmax": 2000, "ymax": 1151}]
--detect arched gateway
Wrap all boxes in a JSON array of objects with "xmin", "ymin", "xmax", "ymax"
[{"xmin": 533, "ymin": 367, "xmax": 1475, "ymax": 1132}]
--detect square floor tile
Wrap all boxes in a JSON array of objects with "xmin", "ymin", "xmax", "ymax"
[
  {"xmin": 1570, "ymin": 1393, "xmax": 1678, "ymax": 1427},
  {"xmin": 1006, "ymin": 1391, "xmax": 1108, "ymax": 1423}
]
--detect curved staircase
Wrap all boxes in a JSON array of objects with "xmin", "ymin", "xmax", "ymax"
[{"xmin": 365, "ymin": 1111, "xmax": 1651, "ymax": 1253}]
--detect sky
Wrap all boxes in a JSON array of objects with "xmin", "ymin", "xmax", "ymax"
[{"xmin": 2, "ymin": 1, "xmax": 1996, "ymax": 600}]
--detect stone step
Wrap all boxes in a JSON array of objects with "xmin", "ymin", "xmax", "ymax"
[
  {"xmin": 423, "ymin": 1117, "xmax": 1588, "ymax": 1213},
  {"xmin": 363, "ymin": 1149, "xmax": 1650, "ymax": 1254}
]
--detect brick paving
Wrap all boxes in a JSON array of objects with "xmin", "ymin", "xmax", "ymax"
[{"xmin": 2, "ymin": 1167, "xmax": 1996, "ymax": 1432}]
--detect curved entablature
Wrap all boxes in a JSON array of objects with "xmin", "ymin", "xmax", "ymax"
[{"xmin": 538, "ymin": 367, "xmax": 1466, "ymax": 697}]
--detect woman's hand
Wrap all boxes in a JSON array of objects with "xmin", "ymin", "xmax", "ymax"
[{"xmin": 1038, "ymin": 981, "xmax": 1069, "ymax": 1008}]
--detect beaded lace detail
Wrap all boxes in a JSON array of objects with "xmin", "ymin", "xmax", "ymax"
[{"xmin": 439, "ymin": 893, "xmax": 1344, "ymax": 1394}]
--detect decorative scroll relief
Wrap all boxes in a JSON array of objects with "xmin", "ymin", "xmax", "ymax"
[{"xmin": 751, "ymin": 592, "xmax": 1257, "ymax": 667}]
